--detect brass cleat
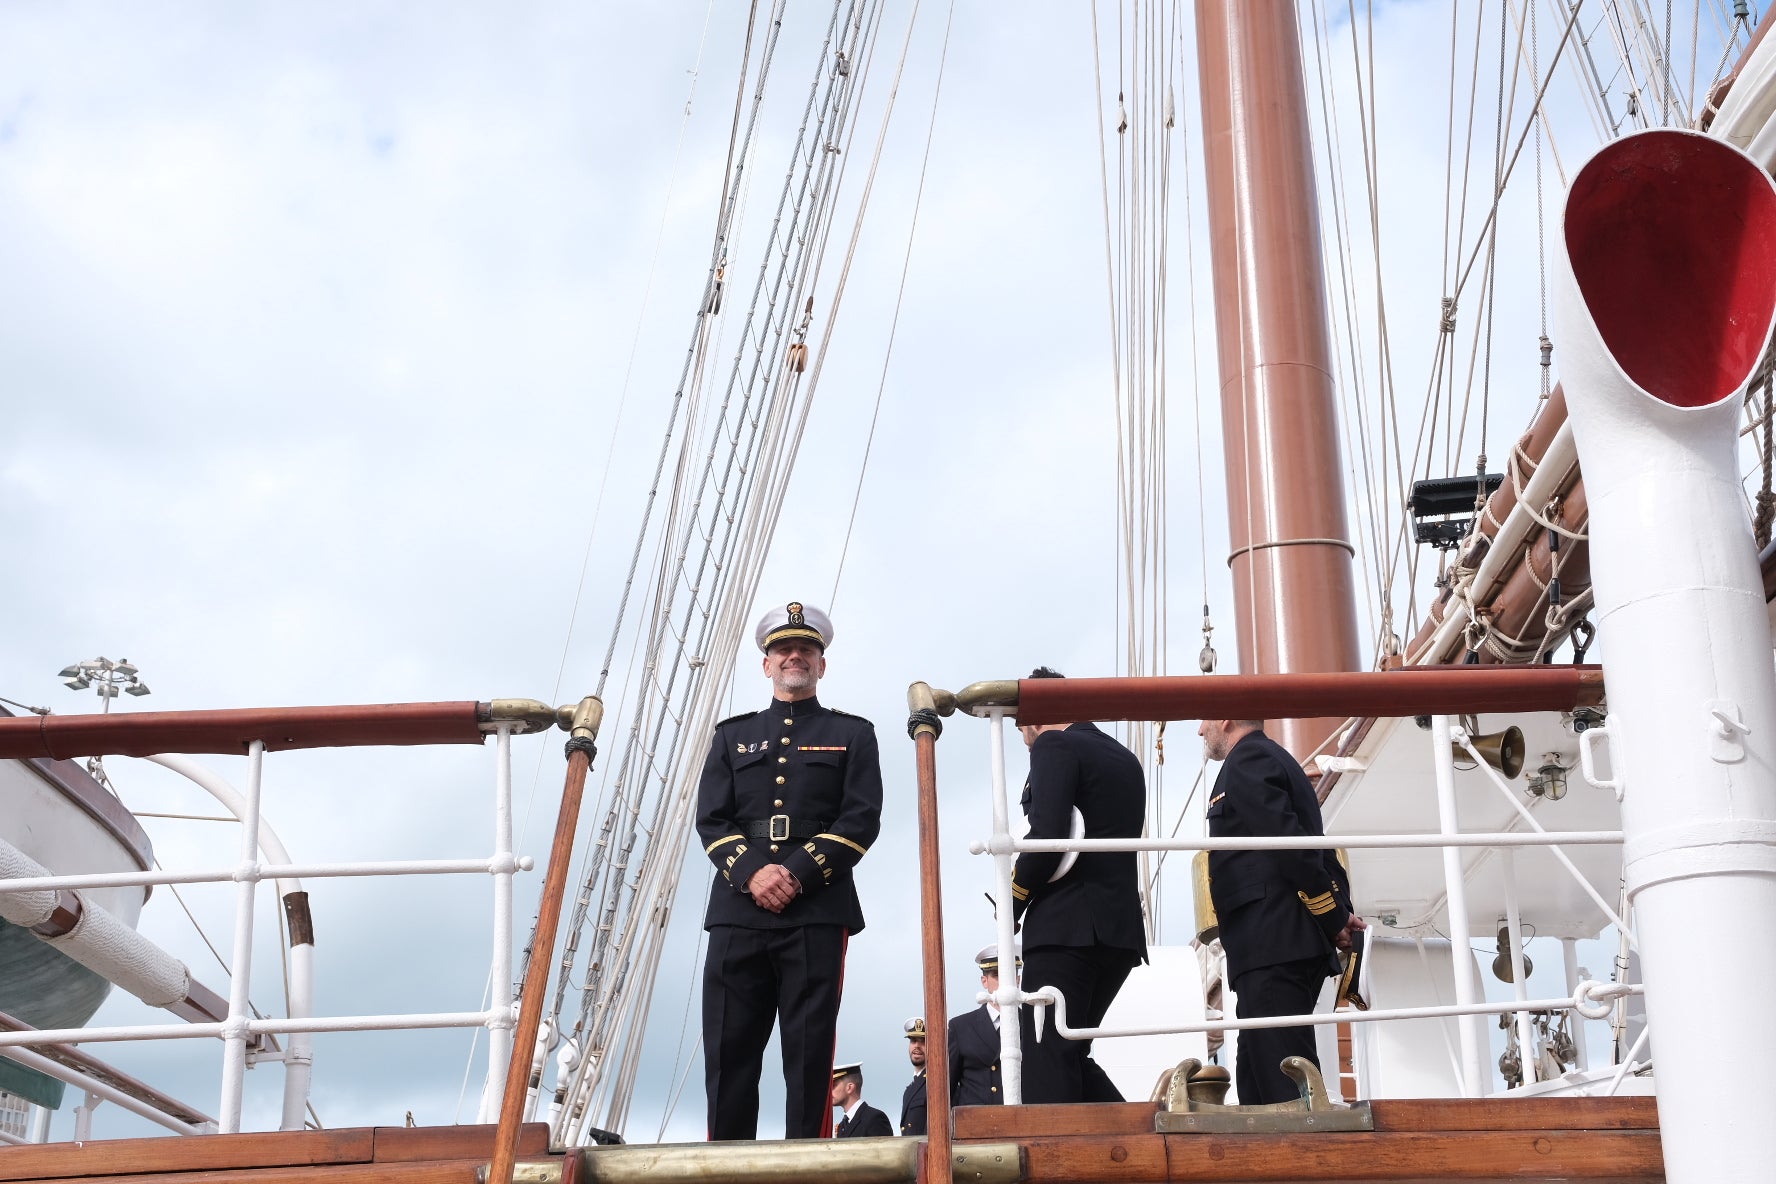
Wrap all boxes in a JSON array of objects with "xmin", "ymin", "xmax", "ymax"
[{"xmin": 1155, "ymin": 1057, "xmax": 1374, "ymax": 1134}]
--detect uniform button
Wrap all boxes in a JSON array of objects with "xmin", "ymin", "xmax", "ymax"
[
  {"xmin": 770, "ymin": 844, "xmax": 780, "ymax": 852},
  {"xmin": 775, "ymin": 775, "xmax": 786, "ymax": 785},
  {"xmin": 990, "ymin": 1086, "xmax": 998, "ymax": 1093},
  {"xmin": 780, "ymin": 736, "xmax": 791, "ymax": 745},
  {"xmin": 774, "ymin": 799, "xmax": 783, "ymax": 807},
  {"xmin": 778, "ymin": 756, "xmax": 787, "ymax": 764},
  {"xmin": 784, "ymin": 718, "xmax": 793, "ymax": 725}
]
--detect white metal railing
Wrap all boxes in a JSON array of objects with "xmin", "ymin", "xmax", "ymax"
[
  {"xmin": 0, "ymin": 725, "xmax": 534, "ymax": 1137},
  {"xmin": 972, "ymin": 709, "xmax": 1639, "ymax": 1104}
]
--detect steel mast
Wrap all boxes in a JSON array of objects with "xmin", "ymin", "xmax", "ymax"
[{"xmin": 1195, "ymin": 0, "xmax": 1361, "ymax": 760}]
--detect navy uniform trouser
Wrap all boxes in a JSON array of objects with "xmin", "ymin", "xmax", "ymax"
[
  {"xmin": 1018, "ymin": 944, "xmax": 1140, "ymax": 1104},
  {"xmin": 703, "ymin": 923, "xmax": 846, "ymax": 1140},
  {"xmin": 1231, "ymin": 955, "xmax": 1330, "ymax": 1105}
]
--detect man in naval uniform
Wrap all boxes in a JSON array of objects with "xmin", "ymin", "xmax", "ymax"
[
  {"xmin": 898, "ymin": 1018, "xmax": 928, "ymax": 1136},
  {"xmin": 1199, "ymin": 717, "xmax": 1364, "ymax": 1104},
  {"xmin": 1011, "ymin": 668, "xmax": 1148, "ymax": 1104},
  {"xmin": 947, "ymin": 944, "xmax": 1014, "ymax": 1107},
  {"xmin": 697, "ymin": 602, "xmax": 883, "ymax": 1140},
  {"xmin": 831, "ymin": 1063, "xmax": 894, "ymax": 1137}
]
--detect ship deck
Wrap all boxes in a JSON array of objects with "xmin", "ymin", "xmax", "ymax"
[{"xmin": 0, "ymin": 1099, "xmax": 1661, "ymax": 1183}]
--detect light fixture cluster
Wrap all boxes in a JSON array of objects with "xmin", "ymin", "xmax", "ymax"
[{"xmin": 58, "ymin": 657, "xmax": 151, "ymax": 705}]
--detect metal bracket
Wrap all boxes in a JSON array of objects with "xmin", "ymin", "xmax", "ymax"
[
  {"xmin": 1707, "ymin": 699, "xmax": 1751, "ymax": 764},
  {"xmin": 1154, "ymin": 1057, "xmax": 1374, "ymax": 1134},
  {"xmin": 951, "ymin": 1143, "xmax": 1023, "ymax": 1184}
]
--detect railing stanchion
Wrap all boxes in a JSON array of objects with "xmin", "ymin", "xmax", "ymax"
[
  {"xmin": 1431, "ymin": 715, "xmax": 1485, "ymax": 1097},
  {"xmin": 987, "ymin": 708, "xmax": 1023, "ymax": 1105},
  {"xmin": 1501, "ymin": 851, "xmax": 1537, "ymax": 1085},
  {"xmin": 907, "ymin": 682, "xmax": 951, "ymax": 1183},
  {"xmin": 490, "ymin": 698, "xmax": 600, "ymax": 1184},
  {"xmin": 218, "ymin": 740, "xmax": 265, "ymax": 1133},
  {"xmin": 483, "ymin": 723, "xmax": 518, "ymax": 1122}
]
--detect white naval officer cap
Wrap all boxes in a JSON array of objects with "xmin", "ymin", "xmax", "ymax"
[
  {"xmin": 974, "ymin": 942, "xmax": 1022, "ymax": 972},
  {"xmin": 755, "ymin": 600, "xmax": 833, "ymax": 652}
]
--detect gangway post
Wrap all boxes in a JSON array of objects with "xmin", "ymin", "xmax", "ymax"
[
  {"xmin": 490, "ymin": 697, "xmax": 602, "ymax": 1184},
  {"xmin": 907, "ymin": 683, "xmax": 954, "ymax": 1181}
]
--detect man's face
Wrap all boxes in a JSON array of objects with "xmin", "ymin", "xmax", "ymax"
[
  {"xmin": 829, "ymin": 1077, "xmax": 854, "ymax": 1109},
  {"xmin": 1199, "ymin": 718, "xmax": 1232, "ymax": 762},
  {"xmin": 982, "ymin": 969, "xmax": 1000, "ymax": 997},
  {"xmin": 763, "ymin": 639, "xmax": 826, "ymax": 698},
  {"xmin": 908, "ymin": 1037, "xmax": 926, "ymax": 1068},
  {"xmin": 1018, "ymin": 724, "xmax": 1039, "ymax": 749}
]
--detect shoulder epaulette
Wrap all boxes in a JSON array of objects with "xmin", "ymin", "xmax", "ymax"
[
  {"xmin": 828, "ymin": 708, "xmax": 874, "ymax": 724},
  {"xmin": 714, "ymin": 711, "xmax": 756, "ymax": 729}
]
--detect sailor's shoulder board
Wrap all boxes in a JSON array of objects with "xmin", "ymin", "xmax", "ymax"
[
  {"xmin": 828, "ymin": 708, "xmax": 874, "ymax": 725},
  {"xmin": 714, "ymin": 711, "xmax": 756, "ymax": 730}
]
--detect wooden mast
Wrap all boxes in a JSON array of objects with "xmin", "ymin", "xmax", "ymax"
[{"xmin": 1195, "ymin": 0, "xmax": 1361, "ymax": 760}]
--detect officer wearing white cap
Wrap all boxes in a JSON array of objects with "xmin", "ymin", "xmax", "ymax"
[
  {"xmin": 947, "ymin": 943, "xmax": 1019, "ymax": 1108},
  {"xmin": 830, "ymin": 1062, "xmax": 892, "ymax": 1137},
  {"xmin": 898, "ymin": 1018, "xmax": 927, "ymax": 1136},
  {"xmin": 696, "ymin": 601, "xmax": 883, "ymax": 1140}
]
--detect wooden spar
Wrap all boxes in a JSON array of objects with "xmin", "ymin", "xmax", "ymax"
[
  {"xmin": 1195, "ymin": 0, "xmax": 1362, "ymax": 761},
  {"xmin": 906, "ymin": 684, "xmax": 952, "ymax": 1183},
  {"xmin": 990, "ymin": 665, "xmax": 1604, "ymax": 726},
  {"xmin": 488, "ymin": 697, "xmax": 603, "ymax": 1184},
  {"xmin": 0, "ymin": 702, "xmax": 492, "ymax": 760}
]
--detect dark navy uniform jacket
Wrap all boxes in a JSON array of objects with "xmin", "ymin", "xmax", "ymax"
[
  {"xmin": 1206, "ymin": 730, "xmax": 1353, "ymax": 979},
  {"xmin": 899, "ymin": 1072, "xmax": 927, "ymax": 1135},
  {"xmin": 696, "ymin": 695, "xmax": 882, "ymax": 931},
  {"xmin": 836, "ymin": 1101, "xmax": 893, "ymax": 1138},
  {"xmin": 1009, "ymin": 722, "xmax": 1148, "ymax": 957},
  {"xmin": 947, "ymin": 1006, "xmax": 1004, "ymax": 1107}
]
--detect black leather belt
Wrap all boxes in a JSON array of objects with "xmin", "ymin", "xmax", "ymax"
[{"xmin": 744, "ymin": 816, "xmax": 830, "ymax": 842}]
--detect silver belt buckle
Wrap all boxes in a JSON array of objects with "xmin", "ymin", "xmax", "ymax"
[{"xmin": 769, "ymin": 814, "xmax": 790, "ymax": 842}]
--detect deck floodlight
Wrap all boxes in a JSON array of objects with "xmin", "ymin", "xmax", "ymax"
[
  {"xmin": 124, "ymin": 682, "xmax": 151, "ymax": 697},
  {"xmin": 57, "ymin": 665, "xmax": 81, "ymax": 679},
  {"xmin": 115, "ymin": 660, "xmax": 139, "ymax": 678},
  {"xmin": 1409, "ymin": 472, "xmax": 1506, "ymax": 551},
  {"xmin": 63, "ymin": 675, "xmax": 89, "ymax": 690}
]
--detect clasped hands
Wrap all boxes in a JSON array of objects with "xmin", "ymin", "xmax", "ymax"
[
  {"xmin": 746, "ymin": 863, "xmax": 802, "ymax": 913},
  {"xmin": 1334, "ymin": 912, "xmax": 1369, "ymax": 951}
]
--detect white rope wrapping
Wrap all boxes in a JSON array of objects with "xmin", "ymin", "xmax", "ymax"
[
  {"xmin": 0, "ymin": 842, "xmax": 63, "ymax": 927},
  {"xmin": 0, "ymin": 835, "xmax": 191, "ymax": 1008},
  {"xmin": 50, "ymin": 892, "xmax": 191, "ymax": 1008}
]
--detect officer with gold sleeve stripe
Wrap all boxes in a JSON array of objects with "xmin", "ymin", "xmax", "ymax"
[
  {"xmin": 1200, "ymin": 718, "xmax": 1365, "ymax": 1105},
  {"xmin": 696, "ymin": 601, "xmax": 883, "ymax": 1141}
]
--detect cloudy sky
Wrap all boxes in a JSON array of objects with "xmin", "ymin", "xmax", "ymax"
[{"xmin": 0, "ymin": 0, "xmax": 1752, "ymax": 1146}]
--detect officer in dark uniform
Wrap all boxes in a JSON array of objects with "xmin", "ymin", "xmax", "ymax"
[
  {"xmin": 898, "ymin": 1018, "xmax": 928, "ymax": 1136},
  {"xmin": 697, "ymin": 602, "xmax": 883, "ymax": 1140},
  {"xmin": 1011, "ymin": 669, "xmax": 1148, "ymax": 1104},
  {"xmin": 1200, "ymin": 717, "xmax": 1364, "ymax": 1104},
  {"xmin": 830, "ymin": 1063, "xmax": 893, "ymax": 1137},
  {"xmin": 947, "ymin": 944, "xmax": 1014, "ymax": 1107}
]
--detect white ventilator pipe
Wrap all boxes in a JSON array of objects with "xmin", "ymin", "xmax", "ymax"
[{"xmin": 1554, "ymin": 127, "xmax": 1776, "ymax": 1184}]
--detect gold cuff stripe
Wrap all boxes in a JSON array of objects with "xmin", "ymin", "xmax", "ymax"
[
  {"xmin": 815, "ymin": 833, "xmax": 869, "ymax": 857},
  {"xmin": 1011, "ymin": 883, "xmax": 1031, "ymax": 900},
  {"xmin": 706, "ymin": 834, "xmax": 745, "ymax": 855}
]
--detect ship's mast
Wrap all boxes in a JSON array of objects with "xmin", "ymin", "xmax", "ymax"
[{"xmin": 1195, "ymin": 0, "xmax": 1361, "ymax": 760}]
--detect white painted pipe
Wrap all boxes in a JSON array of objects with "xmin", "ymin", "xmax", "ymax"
[
  {"xmin": 218, "ymin": 742, "xmax": 265, "ymax": 1133},
  {"xmin": 1500, "ymin": 860, "xmax": 1536, "ymax": 1087},
  {"xmin": 481, "ymin": 726, "xmax": 517, "ymax": 1123},
  {"xmin": 0, "ymin": 1045, "xmax": 208, "ymax": 1136},
  {"xmin": 145, "ymin": 753, "xmax": 315, "ymax": 1132},
  {"xmin": 1554, "ymin": 127, "xmax": 1776, "ymax": 1184},
  {"xmin": 1711, "ymin": 29, "xmax": 1776, "ymax": 160},
  {"xmin": 987, "ymin": 710, "xmax": 1023, "ymax": 1106},
  {"xmin": 1430, "ymin": 715, "xmax": 1486, "ymax": 1097}
]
